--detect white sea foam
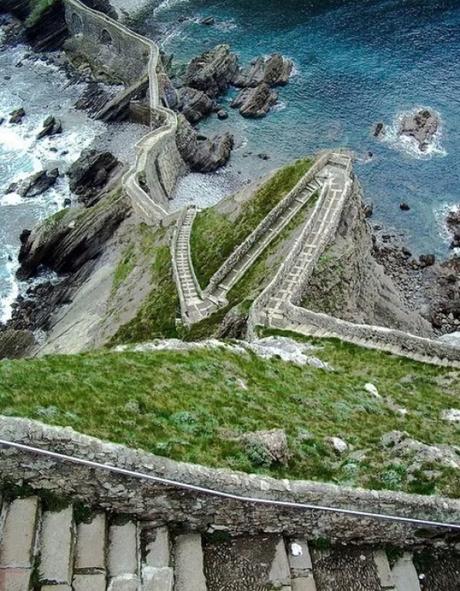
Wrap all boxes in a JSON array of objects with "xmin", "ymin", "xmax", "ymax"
[
  {"xmin": 273, "ymin": 100, "xmax": 287, "ymax": 113},
  {"xmin": 153, "ymin": 0, "xmax": 190, "ymax": 16},
  {"xmin": 434, "ymin": 202, "xmax": 459, "ymax": 250},
  {"xmin": 382, "ymin": 107, "xmax": 447, "ymax": 159},
  {"xmin": 0, "ymin": 247, "xmax": 19, "ymax": 324}
]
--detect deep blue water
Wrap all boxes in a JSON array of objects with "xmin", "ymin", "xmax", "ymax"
[{"xmin": 141, "ymin": 0, "xmax": 460, "ymax": 255}]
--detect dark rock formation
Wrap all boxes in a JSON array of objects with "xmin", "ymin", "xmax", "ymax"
[
  {"xmin": 200, "ymin": 16, "xmax": 215, "ymax": 26},
  {"xmin": 215, "ymin": 303, "xmax": 248, "ymax": 339},
  {"xmin": 176, "ymin": 115, "xmax": 233, "ymax": 173},
  {"xmin": 233, "ymin": 53, "xmax": 293, "ymax": 88},
  {"xmin": 74, "ymin": 82, "xmax": 112, "ymax": 114},
  {"xmin": 373, "ymin": 122, "xmax": 385, "ymax": 137},
  {"xmin": 0, "ymin": 329, "xmax": 36, "ymax": 359},
  {"xmin": 24, "ymin": 0, "xmax": 68, "ymax": 51},
  {"xmin": 7, "ymin": 169, "xmax": 59, "ymax": 198},
  {"xmin": 231, "ymin": 83, "xmax": 278, "ymax": 118},
  {"xmin": 419, "ymin": 254, "xmax": 435, "ymax": 268},
  {"xmin": 16, "ymin": 189, "xmax": 130, "ymax": 280},
  {"xmin": 9, "ymin": 107, "xmax": 25, "ymax": 124},
  {"xmin": 67, "ymin": 149, "xmax": 120, "ymax": 206},
  {"xmin": 177, "ymin": 86, "xmax": 215, "ymax": 123},
  {"xmin": 399, "ymin": 202, "xmax": 410, "ymax": 211},
  {"xmin": 184, "ymin": 44, "xmax": 238, "ymax": 98},
  {"xmin": 36, "ymin": 115, "xmax": 62, "ymax": 140},
  {"xmin": 217, "ymin": 109, "xmax": 228, "ymax": 120},
  {"xmin": 83, "ymin": 0, "xmax": 118, "ymax": 20},
  {"xmin": 399, "ymin": 109, "xmax": 439, "ymax": 152},
  {"xmin": 446, "ymin": 209, "xmax": 460, "ymax": 249}
]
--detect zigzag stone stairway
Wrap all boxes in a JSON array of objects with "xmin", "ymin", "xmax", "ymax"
[{"xmin": 1, "ymin": 496, "xmax": 458, "ymax": 591}]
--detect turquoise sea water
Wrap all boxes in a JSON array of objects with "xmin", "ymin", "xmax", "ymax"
[{"xmin": 140, "ymin": 0, "xmax": 460, "ymax": 255}]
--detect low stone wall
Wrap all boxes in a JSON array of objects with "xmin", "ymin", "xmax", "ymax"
[
  {"xmin": 204, "ymin": 153, "xmax": 331, "ymax": 296},
  {"xmin": 0, "ymin": 417, "xmax": 459, "ymax": 546}
]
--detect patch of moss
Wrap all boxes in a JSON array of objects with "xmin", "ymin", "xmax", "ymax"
[{"xmin": 26, "ymin": 0, "xmax": 59, "ymax": 27}]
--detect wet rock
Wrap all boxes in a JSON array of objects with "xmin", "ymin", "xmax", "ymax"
[
  {"xmin": 399, "ymin": 202, "xmax": 410, "ymax": 211},
  {"xmin": 217, "ymin": 109, "xmax": 228, "ymax": 120},
  {"xmin": 446, "ymin": 208, "xmax": 460, "ymax": 249},
  {"xmin": 373, "ymin": 122, "xmax": 385, "ymax": 137},
  {"xmin": 0, "ymin": 117, "xmax": 4, "ymax": 125},
  {"xmin": 0, "ymin": 329, "xmax": 36, "ymax": 359},
  {"xmin": 7, "ymin": 168, "xmax": 59, "ymax": 198},
  {"xmin": 233, "ymin": 53, "xmax": 293, "ymax": 88},
  {"xmin": 399, "ymin": 109, "xmax": 439, "ymax": 152},
  {"xmin": 176, "ymin": 114, "xmax": 233, "ymax": 173},
  {"xmin": 363, "ymin": 202, "xmax": 373, "ymax": 218},
  {"xmin": 9, "ymin": 107, "xmax": 25, "ymax": 124},
  {"xmin": 242, "ymin": 429, "xmax": 290, "ymax": 467},
  {"xmin": 200, "ymin": 16, "xmax": 215, "ymax": 25},
  {"xmin": 231, "ymin": 83, "xmax": 278, "ymax": 118},
  {"xmin": 258, "ymin": 153, "xmax": 270, "ymax": 160},
  {"xmin": 419, "ymin": 253, "xmax": 435, "ymax": 268},
  {"xmin": 177, "ymin": 86, "xmax": 215, "ymax": 123},
  {"xmin": 184, "ymin": 44, "xmax": 239, "ymax": 98},
  {"xmin": 36, "ymin": 115, "xmax": 62, "ymax": 140},
  {"xmin": 67, "ymin": 149, "xmax": 120, "ymax": 206}
]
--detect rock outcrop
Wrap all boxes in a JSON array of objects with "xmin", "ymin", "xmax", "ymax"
[
  {"xmin": 9, "ymin": 107, "xmax": 25, "ymax": 124},
  {"xmin": 17, "ymin": 188, "xmax": 130, "ymax": 280},
  {"xmin": 231, "ymin": 83, "xmax": 278, "ymax": 118},
  {"xmin": 6, "ymin": 168, "xmax": 59, "ymax": 198},
  {"xmin": 176, "ymin": 115, "xmax": 233, "ymax": 173},
  {"xmin": 67, "ymin": 149, "xmax": 120, "ymax": 206},
  {"xmin": 446, "ymin": 208, "xmax": 460, "ymax": 249},
  {"xmin": 184, "ymin": 44, "xmax": 238, "ymax": 98},
  {"xmin": 233, "ymin": 53, "xmax": 293, "ymax": 88},
  {"xmin": 177, "ymin": 86, "xmax": 215, "ymax": 123},
  {"xmin": 36, "ymin": 115, "xmax": 62, "ymax": 140},
  {"xmin": 399, "ymin": 109, "xmax": 439, "ymax": 152},
  {"xmin": 0, "ymin": 329, "xmax": 36, "ymax": 359},
  {"xmin": 242, "ymin": 429, "xmax": 290, "ymax": 467}
]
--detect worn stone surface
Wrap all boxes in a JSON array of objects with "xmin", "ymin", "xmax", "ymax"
[
  {"xmin": 73, "ymin": 573, "xmax": 107, "ymax": 591},
  {"xmin": 39, "ymin": 506, "xmax": 74, "ymax": 584},
  {"xmin": 0, "ymin": 497, "xmax": 38, "ymax": 568},
  {"xmin": 0, "ymin": 417, "xmax": 459, "ymax": 545},
  {"xmin": 392, "ymin": 553, "xmax": 421, "ymax": 591},
  {"xmin": 142, "ymin": 566, "xmax": 174, "ymax": 591},
  {"xmin": 75, "ymin": 513, "xmax": 106, "ymax": 571},
  {"xmin": 174, "ymin": 534, "xmax": 207, "ymax": 591},
  {"xmin": 0, "ymin": 568, "xmax": 33, "ymax": 591},
  {"xmin": 108, "ymin": 522, "xmax": 138, "ymax": 578},
  {"xmin": 144, "ymin": 527, "xmax": 170, "ymax": 568}
]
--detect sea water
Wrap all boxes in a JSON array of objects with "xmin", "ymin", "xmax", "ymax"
[{"xmin": 139, "ymin": 0, "xmax": 460, "ymax": 256}]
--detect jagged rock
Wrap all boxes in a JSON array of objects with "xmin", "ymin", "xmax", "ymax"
[
  {"xmin": 419, "ymin": 253, "xmax": 435, "ymax": 268},
  {"xmin": 17, "ymin": 189, "xmax": 130, "ymax": 280},
  {"xmin": 176, "ymin": 114, "xmax": 233, "ymax": 173},
  {"xmin": 36, "ymin": 115, "xmax": 62, "ymax": 140},
  {"xmin": 23, "ymin": 0, "xmax": 67, "ymax": 50},
  {"xmin": 399, "ymin": 202, "xmax": 410, "ymax": 211},
  {"xmin": 184, "ymin": 44, "xmax": 239, "ymax": 98},
  {"xmin": 231, "ymin": 83, "xmax": 278, "ymax": 118},
  {"xmin": 9, "ymin": 107, "xmax": 25, "ymax": 124},
  {"xmin": 201, "ymin": 16, "xmax": 215, "ymax": 25},
  {"xmin": 326, "ymin": 436, "xmax": 348, "ymax": 454},
  {"xmin": 440, "ymin": 408, "xmax": 460, "ymax": 423},
  {"xmin": 0, "ymin": 329, "xmax": 36, "ymax": 359},
  {"xmin": 7, "ymin": 168, "xmax": 59, "ymax": 198},
  {"xmin": 446, "ymin": 208, "xmax": 460, "ymax": 249},
  {"xmin": 242, "ymin": 429, "xmax": 290, "ymax": 467},
  {"xmin": 363, "ymin": 202, "xmax": 373, "ymax": 218},
  {"xmin": 177, "ymin": 86, "xmax": 215, "ymax": 123},
  {"xmin": 233, "ymin": 53, "xmax": 293, "ymax": 88},
  {"xmin": 399, "ymin": 109, "xmax": 439, "ymax": 152},
  {"xmin": 381, "ymin": 430, "xmax": 460, "ymax": 470},
  {"xmin": 74, "ymin": 82, "xmax": 111, "ymax": 114},
  {"xmin": 67, "ymin": 149, "xmax": 120, "ymax": 206},
  {"xmin": 217, "ymin": 109, "xmax": 228, "ymax": 120},
  {"xmin": 215, "ymin": 303, "xmax": 248, "ymax": 339},
  {"xmin": 373, "ymin": 122, "xmax": 385, "ymax": 137}
]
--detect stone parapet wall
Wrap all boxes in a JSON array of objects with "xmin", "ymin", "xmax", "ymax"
[
  {"xmin": 0, "ymin": 417, "xmax": 459, "ymax": 546},
  {"xmin": 204, "ymin": 153, "xmax": 331, "ymax": 297},
  {"xmin": 63, "ymin": 0, "xmax": 184, "ymax": 222}
]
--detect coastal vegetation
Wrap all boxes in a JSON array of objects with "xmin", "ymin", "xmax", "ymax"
[
  {"xmin": 190, "ymin": 157, "xmax": 312, "ymax": 288},
  {"xmin": 0, "ymin": 334, "xmax": 458, "ymax": 497}
]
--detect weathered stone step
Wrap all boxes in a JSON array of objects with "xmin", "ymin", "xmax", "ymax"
[
  {"xmin": 142, "ymin": 526, "xmax": 173, "ymax": 591},
  {"xmin": 39, "ymin": 506, "xmax": 74, "ymax": 585},
  {"xmin": 107, "ymin": 521, "xmax": 139, "ymax": 590},
  {"xmin": 392, "ymin": 553, "xmax": 421, "ymax": 591},
  {"xmin": 288, "ymin": 539, "xmax": 316, "ymax": 591},
  {"xmin": 174, "ymin": 534, "xmax": 207, "ymax": 591},
  {"xmin": 73, "ymin": 513, "xmax": 106, "ymax": 591}
]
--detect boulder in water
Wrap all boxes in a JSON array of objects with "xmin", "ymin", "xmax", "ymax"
[
  {"xmin": 36, "ymin": 115, "xmax": 62, "ymax": 140},
  {"xmin": 177, "ymin": 86, "xmax": 215, "ymax": 123},
  {"xmin": 7, "ymin": 168, "xmax": 59, "ymax": 198},
  {"xmin": 399, "ymin": 109, "xmax": 439, "ymax": 152},
  {"xmin": 446, "ymin": 209, "xmax": 460, "ymax": 249},
  {"xmin": 184, "ymin": 44, "xmax": 239, "ymax": 98},
  {"xmin": 233, "ymin": 53, "xmax": 293, "ymax": 88},
  {"xmin": 9, "ymin": 107, "xmax": 25, "ymax": 124},
  {"xmin": 231, "ymin": 83, "xmax": 278, "ymax": 118}
]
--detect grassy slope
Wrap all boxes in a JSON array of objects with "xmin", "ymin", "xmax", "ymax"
[
  {"xmin": 1, "ymin": 335, "xmax": 458, "ymax": 497},
  {"xmin": 190, "ymin": 158, "xmax": 312, "ymax": 289}
]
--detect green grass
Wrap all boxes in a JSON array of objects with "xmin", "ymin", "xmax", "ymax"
[
  {"xmin": 26, "ymin": 0, "xmax": 59, "ymax": 27},
  {"xmin": 190, "ymin": 157, "xmax": 312, "ymax": 289},
  {"xmin": 1, "ymin": 334, "xmax": 458, "ymax": 497},
  {"xmin": 109, "ymin": 226, "xmax": 179, "ymax": 344}
]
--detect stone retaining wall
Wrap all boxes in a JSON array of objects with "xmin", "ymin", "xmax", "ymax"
[{"xmin": 0, "ymin": 417, "xmax": 458, "ymax": 546}]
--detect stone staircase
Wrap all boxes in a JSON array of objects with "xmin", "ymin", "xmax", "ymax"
[{"xmin": 1, "ymin": 495, "xmax": 456, "ymax": 590}]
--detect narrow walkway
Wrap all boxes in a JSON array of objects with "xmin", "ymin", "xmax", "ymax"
[{"xmin": 1, "ymin": 494, "xmax": 446, "ymax": 590}]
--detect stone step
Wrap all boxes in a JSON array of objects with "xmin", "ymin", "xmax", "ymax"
[
  {"xmin": 74, "ymin": 513, "xmax": 106, "ymax": 575},
  {"xmin": 142, "ymin": 526, "xmax": 173, "ymax": 591},
  {"xmin": 107, "ymin": 521, "xmax": 139, "ymax": 590},
  {"xmin": 287, "ymin": 539, "xmax": 316, "ymax": 590},
  {"xmin": 174, "ymin": 534, "xmax": 207, "ymax": 591},
  {"xmin": 39, "ymin": 506, "xmax": 74, "ymax": 585},
  {"xmin": 392, "ymin": 553, "xmax": 421, "ymax": 591}
]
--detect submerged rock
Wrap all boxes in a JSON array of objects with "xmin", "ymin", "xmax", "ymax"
[
  {"xmin": 233, "ymin": 53, "xmax": 293, "ymax": 88},
  {"xmin": 9, "ymin": 107, "xmax": 25, "ymax": 124},
  {"xmin": 176, "ymin": 114, "xmax": 233, "ymax": 173},
  {"xmin": 7, "ymin": 168, "xmax": 59, "ymax": 198},
  {"xmin": 36, "ymin": 115, "xmax": 62, "ymax": 140},
  {"xmin": 67, "ymin": 149, "xmax": 120, "ymax": 206},
  {"xmin": 177, "ymin": 86, "xmax": 215, "ymax": 123},
  {"xmin": 184, "ymin": 44, "xmax": 238, "ymax": 98},
  {"xmin": 399, "ymin": 109, "xmax": 439, "ymax": 152},
  {"xmin": 231, "ymin": 83, "xmax": 278, "ymax": 118}
]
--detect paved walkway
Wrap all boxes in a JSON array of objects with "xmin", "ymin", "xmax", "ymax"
[{"xmin": 1, "ymin": 494, "xmax": 443, "ymax": 590}]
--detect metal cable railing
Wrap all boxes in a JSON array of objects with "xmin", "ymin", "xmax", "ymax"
[{"xmin": 0, "ymin": 439, "xmax": 459, "ymax": 531}]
